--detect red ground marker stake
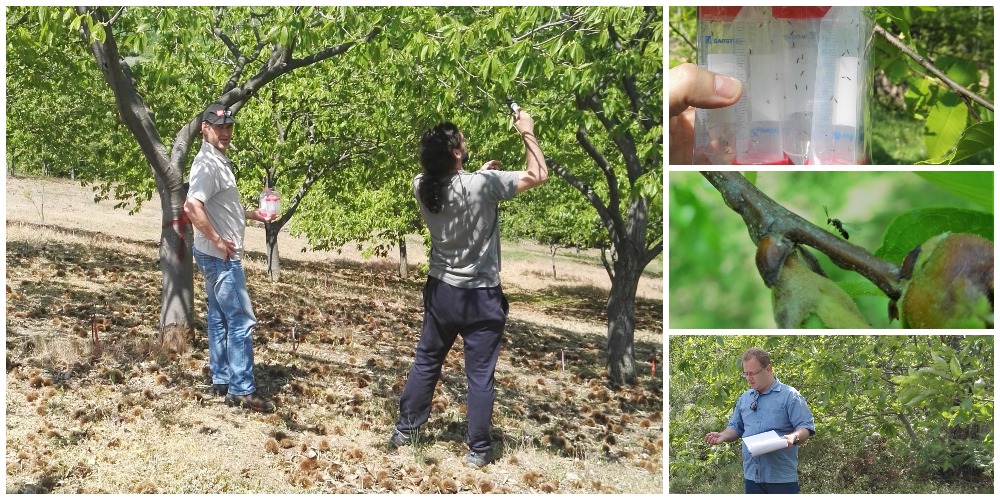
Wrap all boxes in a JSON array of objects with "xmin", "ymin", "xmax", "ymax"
[{"xmin": 91, "ymin": 314, "xmax": 102, "ymax": 356}]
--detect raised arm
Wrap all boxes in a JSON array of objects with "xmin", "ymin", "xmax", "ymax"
[{"xmin": 513, "ymin": 111, "xmax": 548, "ymax": 194}]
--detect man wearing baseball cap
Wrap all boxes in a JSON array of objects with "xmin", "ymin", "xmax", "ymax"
[{"xmin": 184, "ymin": 103, "xmax": 276, "ymax": 413}]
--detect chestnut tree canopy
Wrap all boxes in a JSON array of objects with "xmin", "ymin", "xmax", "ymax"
[{"xmin": 7, "ymin": 6, "xmax": 662, "ymax": 385}]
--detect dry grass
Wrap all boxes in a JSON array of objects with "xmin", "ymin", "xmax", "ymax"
[{"xmin": 5, "ymin": 175, "xmax": 663, "ymax": 493}]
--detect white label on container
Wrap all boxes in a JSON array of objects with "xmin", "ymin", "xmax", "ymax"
[
  {"xmin": 749, "ymin": 54, "xmax": 780, "ymax": 122},
  {"xmin": 834, "ymin": 56, "xmax": 860, "ymax": 127},
  {"xmin": 707, "ymin": 53, "xmax": 736, "ymax": 77}
]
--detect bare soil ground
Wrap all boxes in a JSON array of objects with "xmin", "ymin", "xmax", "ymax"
[{"xmin": 5, "ymin": 176, "xmax": 663, "ymax": 493}]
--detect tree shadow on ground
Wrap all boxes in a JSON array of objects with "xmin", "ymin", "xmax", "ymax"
[{"xmin": 7, "ymin": 225, "xmax": 663, "ymax": 491}]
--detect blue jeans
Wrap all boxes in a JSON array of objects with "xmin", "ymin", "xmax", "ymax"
[
  {"xmin": 193, "ymin": 248, "xmax": 258, "ymax": 396},
  {"xmin": 745, "ymin": 479, "xmax": 800, "ymax": 494},
  {"xmin": 396, "ymin": 277, "xmax": 508, "ymax": 453}
]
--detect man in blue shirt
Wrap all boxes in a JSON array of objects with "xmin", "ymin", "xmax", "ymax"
[{"xmin": 705, "ymin": 348, "xmax": 816, "ymax": 494}]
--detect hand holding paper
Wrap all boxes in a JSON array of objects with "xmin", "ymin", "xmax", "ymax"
[{"xmin": 743, "ymin": 430, "xmax": 790, "ymax": 456}]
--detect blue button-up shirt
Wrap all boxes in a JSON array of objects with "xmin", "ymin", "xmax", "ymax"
[{"xmin": 727, "ymin": 378, "xmax": 816, "ymax": 483}]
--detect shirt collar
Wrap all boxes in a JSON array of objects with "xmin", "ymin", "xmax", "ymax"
[
  {"xmin": 758, "ymin": 378, "xmax": 784, "ymax": 396},
  {"xmin": 200, "ymin": 140, "xmax": 231, "ymax": 165}
]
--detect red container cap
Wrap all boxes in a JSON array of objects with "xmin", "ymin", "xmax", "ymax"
[
  {"xmin": 772, "ymin": 7, "xmax": 831, "ymax": 19},
  {"xmin": 699, "ymin": 7, "xmax": 742, "ymax": 21},
  {"xmin": 734, "ymin": 153, "xmax": 794, "ymax": 165}
]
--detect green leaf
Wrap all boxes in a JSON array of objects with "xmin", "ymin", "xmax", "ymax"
[
  {"xmin": 915, "ymin": 171, "xmax": 994, "ymax": 211},
  {"xmin": 874, "ymin": 207, "xmax": 994, "ymax": 263},
  {"xmin": 948, "ymin": 121, "xmax": 994, "ymax": 166},
  {"xmin": 923, "ymin": 93, "xmax": 968, "ymax": 161},
  {"xmin": 513, "ymin": 55, "xmax": 526, "ymax": 79},
  {"xmin": 884, "ymin": 59, "xmax": 909, "ymax": 81},
  {"xmin": 945, "ymin": 58, "xmax": 979, "ymax": 89},
  {"xmin": 950, "ymin": 355, "xmax": 962, "ymax": 379}
]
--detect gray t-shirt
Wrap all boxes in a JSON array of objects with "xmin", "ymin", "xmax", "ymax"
[
  {"xmin": 413, "ymin": 170, "xmax": 519, "ymax": 288},
  {"xmin": 187, "ymin": 141, "xmax": 246, "ymax": 260}
]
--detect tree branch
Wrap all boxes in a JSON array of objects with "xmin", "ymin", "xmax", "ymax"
[
  {"xmin": 76, "ymin": 7, "xmax": 173, "ymax": 189},
  {"xmin": 512, "ymin": 12, "xmax": 584, "ymax": 43},
  {"xmin": 600, "ymin": 246, "xmax": 615, "ymax": 279},
  {"xmin": 669, "ymin": 16, "xmax": 698, "ymax": 56},
  {"xmin": 575, "ymin": 126, "xmax": 621, "ymax": 217},
  {"xmin": 8, "ymin": 9, "xmax": 30, "ymax": 30},
  {"xmin": 577, "ymin": 92, "xmax": 642, "ymax": 184},
  {"xmin": 547, "ymin": 158, "xmax": 622, "ymax": 251},
  {"xmin": 701, "ymin": 171, "xmax": 902, "ymax": 300},
  {"xmin": 104, "ymin": 6, "xmax": 126, "ymax": 27},
  {"xmin": 621, "ymin": 74, "xmax": 657, "ymax": 134},
  {"xmin": 896, "ymin": 411, "xmax": 919, "ymax": 443},
  {"xmin": 288, "ymin": 26, "xmax": 382, "ymax": 70},
  {"xmin": 874, "ymin": 24, "xmax": 994, "ymax": 113}
]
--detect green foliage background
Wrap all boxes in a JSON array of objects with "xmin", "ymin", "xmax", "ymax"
[
  {"xmin": 7, "ymin": 6, "xmax": 661, "ymax": 256},
  {"xmin": 669, "ymin": 335, "xmax": 994, "ymax": 493},
  {"xmin": 669, "ymin": 171, "xmax": 994, "ymax": 329}
]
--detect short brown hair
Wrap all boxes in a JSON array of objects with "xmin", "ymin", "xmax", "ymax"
[{"xmin": 742, "ymin": 347, "xmax": 771, "ymax": 368}]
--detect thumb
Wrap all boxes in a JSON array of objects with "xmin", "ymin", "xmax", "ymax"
[{"xmin": 669, "ymin": 63, "xmax": 743, "ymax": 117}]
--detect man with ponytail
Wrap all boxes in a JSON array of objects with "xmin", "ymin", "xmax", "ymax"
[{"xmin": 391, "ymin": 110, "xmax": 547, "ymax": 468}]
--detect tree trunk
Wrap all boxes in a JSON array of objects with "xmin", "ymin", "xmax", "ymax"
[
  {"xmin": 550, "ymin": 245, "xmax": 558, "ymax": 280},
  {"xmin": 265, "ymin": 221, "xmax": 281, "ymax": 282},
  {"xmin": 606, "ymin": 259, "xmax": 642, "ymax": 387},
  {"xmin": 398, "ymin": 237, "xmax": 408, "ymax": 278},
  {"xmin": 158, "ymin": 182, "xmax": 195, "ymax": 353}
]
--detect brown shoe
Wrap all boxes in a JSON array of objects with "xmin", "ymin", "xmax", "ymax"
[{"xmin": 224, "ymin": 392, "xmax": 275, "ymax": 413}]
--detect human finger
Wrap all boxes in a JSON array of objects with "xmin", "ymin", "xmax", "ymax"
[{"xmin": 669, "ymin": 63, "xmax": 742, "ymax": 117}]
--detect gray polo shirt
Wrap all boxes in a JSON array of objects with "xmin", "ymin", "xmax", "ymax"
[
  {"xmin": 187, "ymin": 141, "xmax": 246, "ymax": 260},
  {"xmin": 413, "ymin": 170, "xmax": 519, "ymax": 288}
]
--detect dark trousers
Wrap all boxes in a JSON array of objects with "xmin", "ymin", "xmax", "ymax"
[
  {"xmin": 745, "ymin": 479, "xmax": 800, "ymax": 494},
  {"xmin": 396, "ymin": 277, "xmax": 508, "ymax": 453}
]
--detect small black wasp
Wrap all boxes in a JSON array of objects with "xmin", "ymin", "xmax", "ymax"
[{"xmin": 823, "ymin": 206, "xmax": 849, "ymax": 240}]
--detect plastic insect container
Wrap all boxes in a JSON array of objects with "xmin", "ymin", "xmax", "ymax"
[
  {"xmin": 694, "ymin": 6, "xmax": 743, "ymax": 164},
  {"xmin": 733, "ymin": 6, "xmax": 789, "ymax": 164},
  {"xmin": 258, "ymin": 187, "xmax": 281, "ymax": 219},
  {"xmin": 691, "ymin": 5, "xmax": 872, "ymax": 165},
  {"xmin": 773, "ymin": 6, "xmax": 829, "ymax": 165},
  {"xmin": 808, "ymin": 6, "xmax": 872, "ymax": 164}
]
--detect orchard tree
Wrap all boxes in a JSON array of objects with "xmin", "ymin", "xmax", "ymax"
[
  {"xmin": 235, "ymin": 78, "xmax": 390, "ymax": 281},
  {"xmin": 9, "ymin": 6, "xmax": 383, "ymax": 351},
  {"xmin": 242, "ymin": 6, "xmax": 664, "ymax": 385},
  {"xmin": 8, "ymin": 7, "xmax": 662, "ymax": 387},
  {"xmin": 385, "ymin": 6, "xmax": 664, "ymax": 385}
]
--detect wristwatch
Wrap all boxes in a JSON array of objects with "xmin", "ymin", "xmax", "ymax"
[{"xmin": 791, "ymin": 434, "xmax": 800, "ymax": 445}]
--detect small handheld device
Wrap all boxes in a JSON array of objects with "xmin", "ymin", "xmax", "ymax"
[{"xmin": 505, "ymin": 98, "xmax": 520, "ymax": 116}]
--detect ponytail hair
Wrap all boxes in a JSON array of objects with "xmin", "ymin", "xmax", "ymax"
[{"xmin": 418, "ymin": 122, "xmax": 462, "ymax": 214}]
